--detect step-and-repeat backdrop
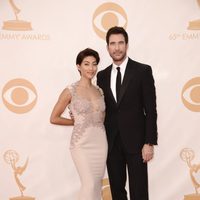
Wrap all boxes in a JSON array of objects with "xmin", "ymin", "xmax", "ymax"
[{"xmin": 0, "ymin": 0, "xmax": 200, "ymax": 200}]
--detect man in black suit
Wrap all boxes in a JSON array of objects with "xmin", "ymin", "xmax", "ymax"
[{"xmin": 97, "ymin": 26, "xmax": 158, "ymax": 200}]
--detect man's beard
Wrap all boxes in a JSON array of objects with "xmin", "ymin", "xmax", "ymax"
[{"xmin": 112, "ymin": 52, "xmax": 126, "ymax": 62}]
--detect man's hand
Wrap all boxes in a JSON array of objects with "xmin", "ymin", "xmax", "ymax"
[{"xmin": 142, "ymin": 144, "xmax": 154, "ymax": 163}]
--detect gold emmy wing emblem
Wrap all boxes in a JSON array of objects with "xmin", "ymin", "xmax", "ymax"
[
  {"xmin": 102, "ymin": 178, "xmax": 112, "ymax": 200},
  {"xmin": 188, "ymin": 0, "xmax": 200, "ymax": 30},
  {"xmin": 4, "ymin": 150, "xmax": 35, "ymax": 200},
  {"xmin": 180, "ymin": 148, "xmax": 200, "ymax": 200},
  {"xmin": 2, "ymin": 0, "xmax": 32, "ymax": 31}
]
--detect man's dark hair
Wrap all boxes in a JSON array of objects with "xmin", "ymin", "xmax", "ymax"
[
  {"xmin": 106, "ymin": 26, "xmax": 129, "ymax": 45},
  {"xmin": 76, "ymin": 48, "xmax": 100, "ymax": 65}
]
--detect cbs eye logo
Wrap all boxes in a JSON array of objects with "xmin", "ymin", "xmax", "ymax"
[
  {"xmin": 2, "ymin": 78, "xmax": 37, "ymax": 114},
  {"xmin": 181, "ymin": 77, "xmax": 200, "ymax": 112},
  {"xmin": 93, "ymin": 2, "xmax": 128, "ymax": 40}
]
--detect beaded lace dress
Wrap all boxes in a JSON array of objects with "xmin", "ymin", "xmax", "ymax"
[{"xmin": 68, "ymin": 82, "xmax": 108, "ymax": 200}]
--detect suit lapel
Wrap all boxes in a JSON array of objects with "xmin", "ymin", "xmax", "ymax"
[
  {"xmin": 117, "ymin": 59, "xmax": 133, "ymax": 106},
  {"xmin": 105, "ymin": 66, "xmax": 116, "ymax": 104}
]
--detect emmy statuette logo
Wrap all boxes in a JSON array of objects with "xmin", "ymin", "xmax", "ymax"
[
  {"xmin": 188, "ymin": 0, "xmax": 200, "ymax": 30},
  {"xmin": 2, "ymin": 0, "xmax": 32, "ymax": 31},
  {"xmin": 102, "ymin": 178, "xmax": 112, "ymax": 200},
  {"xmin": 180, "ymin": 148, "xmax": 200, "ymax": 200},
  {"xmin": 4, "ymin": 150, "xmax": 35, "ymax": 200},
  {"xmin": 169, "ymin": 0, "xmax": 200, "ymax": 40}
]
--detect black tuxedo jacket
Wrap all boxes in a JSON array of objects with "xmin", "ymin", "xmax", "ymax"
[{"xmin": 97, "ymin": 58, "xmax": 158, "ymax": 153}]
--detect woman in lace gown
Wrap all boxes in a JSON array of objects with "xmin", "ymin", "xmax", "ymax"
[{"xmin": 50, "ymin": 48, "xmax": 108, "ymax": 200}]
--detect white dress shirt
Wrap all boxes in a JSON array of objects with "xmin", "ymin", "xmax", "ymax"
[{"xmin": 110, "ymin": 56, "xmax": 129, "ymax": 101}]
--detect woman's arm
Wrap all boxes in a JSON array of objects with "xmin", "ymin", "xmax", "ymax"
[{"xmin": 50, "ymin": 88, "xmax": 74, "ymax": 125}]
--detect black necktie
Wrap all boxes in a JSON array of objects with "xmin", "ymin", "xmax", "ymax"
[{"xmin": 116, "ymin": 67, "xmax": 121, "ymax": 101}]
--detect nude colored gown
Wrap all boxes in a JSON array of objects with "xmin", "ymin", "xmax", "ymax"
[{"xmin": 68, "ymin": 82, "xmax": 108, "ymax": 200}]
